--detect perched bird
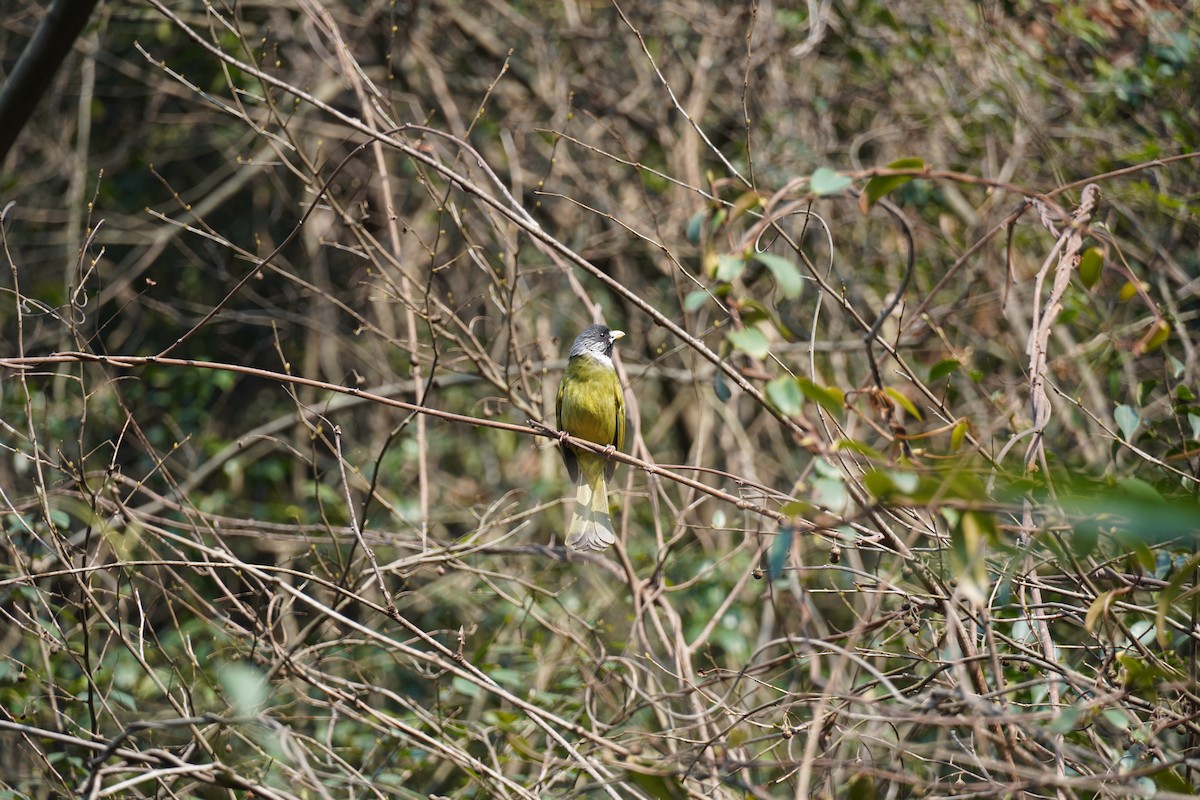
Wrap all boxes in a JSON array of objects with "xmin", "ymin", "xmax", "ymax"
[{"xmin": 556, "ymin": 324, "xmax": 628, "ymax": 551}]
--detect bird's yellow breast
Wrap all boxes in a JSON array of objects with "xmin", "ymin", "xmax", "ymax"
[{"xmin": 557, "ymin": 355, "xmax": 623, "ymax": 448}]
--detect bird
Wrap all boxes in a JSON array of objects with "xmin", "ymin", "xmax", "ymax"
[{"xmin": 556, "ymin": 323, "xmax": 628, "ymax": 551}]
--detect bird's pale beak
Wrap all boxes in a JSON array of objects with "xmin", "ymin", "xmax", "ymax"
[{"xmin": 611, "ymin": 330, "xmax": 626, "ymax": 341}]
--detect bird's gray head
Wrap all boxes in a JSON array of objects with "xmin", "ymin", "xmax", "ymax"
[{"xmin": 568, "ymin": 324, "xmax": 625, "ymax": 364}]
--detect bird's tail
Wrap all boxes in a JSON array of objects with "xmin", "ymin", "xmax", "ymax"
[{"xmin": 566, "ymin": 468, "xmax": 615, "ymax": 551}]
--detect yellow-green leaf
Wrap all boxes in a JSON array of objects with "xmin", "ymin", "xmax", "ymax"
[
  {"xmin": 834, "ymin": 438, "xmax": 886, "ymax": 460},
  {"xmin": 861, "ymin": 157, "xmax": 924, "ymax": 210},
  {"xmin": 1135, "ymin": 320, "xmax": 1170, "ymax": 355},
  {"xmin": 885, "ymin": 387, "xmax": 922, "ymax": 420},
  {"xmin": 797, "ymin": 378, "xmax": 844, "ymax": 415},
  {"xmin": 1085, "ymin": 590, "xmax": 1117, "ymax": 634},
  {"xmin": 1079, "ymin": 246, "xmax": 1103, "ymax": 289},
  {"xmin": 729, "ymin": 191, "xmax": 762, "ymax": 221},
  {"xmin": 950, "ymin": 418, "xmax": 969, "ymax": 452}
]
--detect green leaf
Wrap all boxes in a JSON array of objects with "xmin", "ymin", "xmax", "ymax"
[
  {"xmin": 766, "ymin": 376, "xmax": 803, "ymax": 416},
  {"xmin": 727, "ymin": 327, "xmax": 770, "ymax": 359},
  {"xmin": 685, "ymin": 211, "xmax": 706, "ymax": 245},
  {"xmin": 629, "ymin": 770, "xmax": 687, "ymax": 800},
  {"xmin": 833, "ymin": 438, "xmax": 886, "ymax": 460},
  {"xmin": 885, "ymin": 387, "xmax": 922, "ymax": 420},
  {"xmin": 752, "ymin": 252, "xmax": 805, "ymax": 299},
  {"xmin": 737, "ymin": 298, "xmax": 772, "ymax": 327},
  {"xmin": 716, "ymin": 254, "xmax": 746, "ymax": 283},
  {"xmin": 951, "ymin": 510, "xmax": 996, "ymax": 603},
  {"xmin": 779, "ymin": 500, "xmax": 815, "ymax": 518},
  {"xmin": 768, "ymin": 525, "xmax": 792, "ymax": 579},
  {"xmin": 863, "ymin": 469, "xmax": 896, "ymax": 499},
  {"xmin": 847, "ymin": 773, "xmax": 875, "ymax": 800},
  {"xmin": 1136, "ymin": 320, "xmax": 1170, "ymax": 354},
  {"xmin": 729, "ymin": 191, "xmax": 762, "ymax": 221},
  {"xmin": 862, "ymin": 157, "xmax": 924, "ymax": 208},
  {"xmin": 929, "ymin": 358, "xmax": 960, "ymax": 382},
  {"xmin": 810, "ymin": 167, "xmax": 852, "ymax": 196},
  {"xmin": 950, "ymin": 418, "xmax": 969, "ymax": 452},
  {"xmin": 1049, "ymin": 705, "xmax": 1084, "ymax": 733},
  {"xmin": 1114, "ymin": 404, "xmax": 1140, "ymax": 440},
  {"xmin": 684, "ymin": 290, "xmax": 710, "ymax": 312},
  {"xmin": 713, "ymin": 373, "xmax": 731, "ymax": 402},
  {"xmin": 1117, "ymin": 477, "xmax": 1163, "ymax": 503},
  {"xmin": 1149, "ymin": 767, "xmax": 1195, "ymax": 794},
  {"xmin": 797, "ymin": 378, "xmax": 844, "ymax": 415},
  {"xmin": 1079, "ymin": 246, "xmax": 1103, "ymax": 289},
  {"xmin": 1136, "ymin": 380, "xmax": 1157, "ymax": 406}
]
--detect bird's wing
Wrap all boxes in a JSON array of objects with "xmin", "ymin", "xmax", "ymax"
[
  {"xmin": 556, "ymin": 367, "xmax": 579, "ymax": 483},
  {"xmin": 607, "ymin": 371, "xmax": 627, "ymax": 481}
]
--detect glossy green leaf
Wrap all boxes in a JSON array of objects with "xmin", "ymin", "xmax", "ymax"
[
  {"xmin": 727, "ymin": 327, "xmax": 770, "ymax": 359},
  {"xmin": 810, "ymin": 167, "xmax": 852, "ymax": 196},
  {"xmin": 862, "ymin": 157, "xmax": 924, "ymax": 208},
  {"xmin": 752, "ymin": 252, "xmax": 805, "ymax": 299},
  {"xmin": 1079, "ymin": 246, "xmax": 1103, "ymax": 289},
  {"xmin": 766, "ymin": 376, "xmax": 803, "ymax": 416}
]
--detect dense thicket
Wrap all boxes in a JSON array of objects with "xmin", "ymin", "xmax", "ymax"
[{"xmin": 3, "ymin": 2, "xmax": 1200, "ymax": 797}]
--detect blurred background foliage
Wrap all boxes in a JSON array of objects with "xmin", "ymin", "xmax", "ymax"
[{"xmin": 3, "ymin": 0, "xmax": 1200, "ymax": 797}]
